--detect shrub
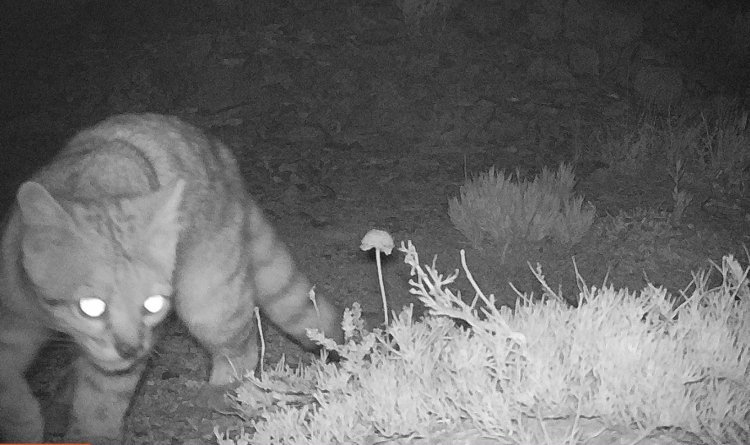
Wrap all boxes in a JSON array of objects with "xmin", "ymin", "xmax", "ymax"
[
  {"xmin": 600, "ymin": 120, "xmax": 661, "ymax": 174},
  {"xmin": 219, "ymin": 242, "xmax": 750, "ymax": 445},
  {"xmin": 701, "ymin": 103, "xmax": 750, "ymax": 199},
  {"xmin": 448, "ymin": 163, "xmax": 594, "ymax": 247}
]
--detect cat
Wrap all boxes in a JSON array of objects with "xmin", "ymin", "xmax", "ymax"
[{"xmin": 0, "ymin": 113, "xmax": 343, "ymax": 443}]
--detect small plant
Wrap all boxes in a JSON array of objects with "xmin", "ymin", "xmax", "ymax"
[
  {"xmin": 360, "ymin": 229, "xmax": 395, "ymax": 325},
  {"xmin": 602, "ymin": 207, "xmax": 675, "ymax": 242},
  {"xmin": 600, "ymin": 120, "xmax": 661, "ymax": 174},
  {"xmin": 448, "ymin": 163, "xmax": 595, "ymax": 248},
  {"xmin": 668, "ymin": 157, "xmax": 693, "ymax": 225},
  {"xmin": 599, "ymin": 207, "xmax": 683, "ymax": 268},
  {"xmin": 701, "ymin": 104, "xmax": 750, "ymax": 199}
]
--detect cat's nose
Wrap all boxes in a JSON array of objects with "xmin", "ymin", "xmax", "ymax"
[{"xmin": 114, "ymin": 340, "xmax": 142, "ymax": 360}]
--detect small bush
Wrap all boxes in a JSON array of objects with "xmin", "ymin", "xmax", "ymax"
[
  {"xmin": 600, "ymin": 120, "xmax": 661, "ymax": 174},
  {"xmin": 448, "ymin": 163, "xmax": 594, "ymax": 247},
  {"xmin": 220, "ymin": 242, "xmax": 750, "ymax": 445},
  {"xmin": 663, "ymin": 99, "xmax": 749, "ymax": 200},
  {"xmin": 701, "ymin": 103, "xmax": 750, "ymax": 199}
]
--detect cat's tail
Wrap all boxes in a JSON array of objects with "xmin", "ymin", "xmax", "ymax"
[{"xmin": 246, "ymin": 206, "xmax": 344, "ymax": 349}]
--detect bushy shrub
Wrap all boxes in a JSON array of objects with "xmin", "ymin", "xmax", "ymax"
[
  {"xmin": 218, "ymin": 242, "xmax": 750, "ymax": 445},
  {"xmin": 448, "ymin": 163, "xmax": 595, "ymax": 247}
]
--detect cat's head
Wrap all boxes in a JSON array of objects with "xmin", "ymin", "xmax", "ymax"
[{"xmin": 16, "ymin": 179, "xmax": 185, "ymax": 372}]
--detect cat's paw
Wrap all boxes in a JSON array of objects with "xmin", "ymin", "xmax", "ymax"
[
  {"xmin": 196, "ymin": 382, "xmax": 239, "ymax": 412},
  {"xmin": 42, "ymin": 400, "xmax": 70, "ymax": 438}
]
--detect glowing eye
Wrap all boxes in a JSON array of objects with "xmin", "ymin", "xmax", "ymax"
[
  {"xmin": 79, "ymin": 297, "xmax": 107, "ymax": 318},
  {"xmin": 143, "ymin": 294, "xmax": 167, "ymax": 314}
]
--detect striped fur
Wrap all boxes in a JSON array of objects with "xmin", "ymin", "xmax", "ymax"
[{"xmin": 0, "ymin": 113, "xmax": 343, "ymax": 443}]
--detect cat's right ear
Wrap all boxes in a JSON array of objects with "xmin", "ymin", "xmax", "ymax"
[{"xmin": 16, "ymin": 181, "xmax": 74, "ymax": 230}]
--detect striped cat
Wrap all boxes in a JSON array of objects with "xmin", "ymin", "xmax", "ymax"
[{"xmin": 0, "ymin": 113, "xmax": 343, "ymax": 443}]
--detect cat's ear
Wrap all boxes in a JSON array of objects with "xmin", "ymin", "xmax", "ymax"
[
  {"xmin": 17, "ymin": 182, "xmax": 82, "ymax": 291},
  {"xmin": 17, "ymin": 181, "xmax": 75, "ymax": 230},
  {"xmin": 142, "ymin": 179, "xmax": 185, "ymax": 271},
  {"xmin": 147, "ymin": 179, "xmax": 185, "ymax": 231}
]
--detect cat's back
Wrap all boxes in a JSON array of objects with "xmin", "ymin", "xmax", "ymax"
[{"xmin": 36, "ymin": 113, "xmax": 244, "ymax": 204}]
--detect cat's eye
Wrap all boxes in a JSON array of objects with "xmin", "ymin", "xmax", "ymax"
[
  {"xmin": 79, "ymin": 297, "xmax": 107, "ymax": 318},
  {"xmin": 143, "ymin": 294, "xmax": 168, "ymax": 314}
]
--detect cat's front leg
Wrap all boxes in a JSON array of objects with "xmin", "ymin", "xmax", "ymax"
[
  {"xmin": 64, "ymin": 357, "xmax": 146, "ymax": 444},
  {"xmin": 0, "ymin": 370, "xmax": 44, "ymax": 442},
  {"xmin": 174, "ymin": 217, "xmax": 262, "ymax": 388},
  {"xmin": 0, "ymin": 317, "xmax": 49, "ymax": 442}
]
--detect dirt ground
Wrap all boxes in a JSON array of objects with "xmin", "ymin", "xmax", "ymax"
[{"xmin": 1, "ymin": 0, "xmax": 749, "ymax": 443}]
